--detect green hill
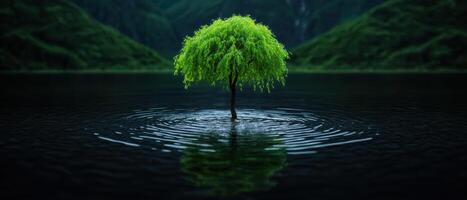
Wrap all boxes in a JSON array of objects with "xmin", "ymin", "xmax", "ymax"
[
  {"xmin": 73, "ymin": 0, "xmax": 178, "ymax": 56},
  {"xmin": 292, "ymin": 0, "xmax": 467, "ymax": 70},
  {"xmin": 74, "ymin": 0, "xmax": 383, "ymax": 56},
  {"xmin": 0, "ymin": 0, "xmax": 169, "ymax": 71}
]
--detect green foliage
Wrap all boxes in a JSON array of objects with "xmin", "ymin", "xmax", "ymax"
[
  {"xmin": 291, "ymin": 0, "xmax": 467, "ymax": 70},
  {"xmin": 0, "ymin": 0, "xmax": 169, "ymax": 70},
  {"xmin": 174, "ymin": 16, "xmax": 289, "ymax": 92},
  {"xmin": 73, "ymin": 0, "xmax": 178, "ymax": 56},
  {"xmin": 75, "ymin": 0, "xmax": 383, "ymax": 55}
]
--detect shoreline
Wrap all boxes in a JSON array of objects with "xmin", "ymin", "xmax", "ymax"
[{"xmin": 1, "ymin": 68, "xmax": 467, "ymax": 75}]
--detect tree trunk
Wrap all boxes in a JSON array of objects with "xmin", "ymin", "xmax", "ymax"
[
  {"xmin": 229, "ymin": 69, "xmax": 238, "ymax": 121},
  {"xmin": 230, "ymin": 83, "xmax": 237, "ymax": 120}
]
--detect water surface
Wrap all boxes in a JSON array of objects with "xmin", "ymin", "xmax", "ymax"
[{"xmin": 1, "ymin": 74, "xmax": 466, "ymax": 199}]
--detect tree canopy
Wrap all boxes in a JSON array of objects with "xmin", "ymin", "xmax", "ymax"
[{"xmin": 174, "ymin": 15, "xmax": 289, "ymax": 92}]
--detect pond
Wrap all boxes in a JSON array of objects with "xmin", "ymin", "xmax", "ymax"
[{"xmin": 1, "ymin": 73, "xmax": 466, "ymax": 199}]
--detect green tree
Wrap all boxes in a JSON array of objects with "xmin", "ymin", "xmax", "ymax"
[{"xmin": 174, "ymin": 16, "xmax": 289, "ymax": 120}]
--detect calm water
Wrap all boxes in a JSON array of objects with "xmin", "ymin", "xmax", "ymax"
[{"xmin": 1, "ymin": 74, "xmax": 467, "ymax": 199}]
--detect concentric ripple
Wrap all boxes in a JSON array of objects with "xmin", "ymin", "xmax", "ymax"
[{"xmin": 88, "ymin": 108, "xmax": 375, "ymax": 155}]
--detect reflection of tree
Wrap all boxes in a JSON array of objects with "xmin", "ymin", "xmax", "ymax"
[{"xmin": 180, "ymin": 123, "xmax": 287, "ymax": 197}]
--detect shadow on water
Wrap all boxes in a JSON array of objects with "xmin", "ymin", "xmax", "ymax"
[
  {"xmin": 180, "ymin": 122, "xmax": 287, "ymax": 197},
  {"xmin": 84, "ymin": 106, "xmax": 373, "ymax": 197}
]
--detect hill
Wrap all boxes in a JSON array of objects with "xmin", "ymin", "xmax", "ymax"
[
  {"xmin": 292, "ymin": 0, "xmax": 467, "ymax": 70},
  {"xmin": 73, "ymin": 0, "xmax": 178, "ymax": 56},
  {"xmin": 74, "ymin": 0, "xmax": 384, "ymax": 56},
  {"xmin": 0, "ymin": 0, "xmax": 169, "ymax": 71}
]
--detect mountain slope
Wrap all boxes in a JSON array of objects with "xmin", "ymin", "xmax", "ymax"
[
  {"xmin": 220, "ymin": 0, "xmax": 385, "ymax": 49},
  {"xmin": 73, "ymin": 0, "xmax": 178, "ymax": 56},
  {"xmin": 292, "ymin": 0, "xmax": 467, "ymax": 70},
  {"xmin": 73, "ymin": 0, "xmax": 384, "ymax": 55},
  {"xmin": 0, "ymin": 0, "xmax": 168, "ymax": 70}
]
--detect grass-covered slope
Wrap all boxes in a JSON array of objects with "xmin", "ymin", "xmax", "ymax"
[
  {"xmin": 0, "ymin": 0, "xmax": 168, "ymax": 71},
  {"xmin": 73, "ymin": 0, "xmax": 383, "ymax": 56},
  {"xmin": 292, "ymin": 0, "xmax": 467, "ymax": 70},
  {"xmin": 225, "ymin": 0, "xmax": 385, "ymax": 49},
  {"xmin": 73, "ymin": 0, "xmax": 178, "ymax": 56},
  {"xmin": 75, "ymin": 0, "xmax": 228, "ymax": 56}
]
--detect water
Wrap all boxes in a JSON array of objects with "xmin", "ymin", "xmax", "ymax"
[{"xmin": 1, "ymin": 74, "xmax": 466, "ymax": 199}]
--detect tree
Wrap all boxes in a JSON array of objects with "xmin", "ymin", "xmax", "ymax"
[{"xmin": 174, "ymin": 16, "xmax": 289, "ymax": 120}]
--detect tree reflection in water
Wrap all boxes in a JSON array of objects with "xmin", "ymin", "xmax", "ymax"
[{"xmin": 180, "ymin": 122, "xmax": 287, "ymax": 197}]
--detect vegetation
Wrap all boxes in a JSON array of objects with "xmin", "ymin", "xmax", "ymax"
[
  {"xmin": 174, "ymin": 16, "xmax": 289, "ymax": 120},
  {"xmin": 74, "ymin": 0, "xmax": 383, "ymax": 55},
  {"xmin": 73, "ymin": 0, "xmax": 178, "ymax": 56},
  {"xmin": 3, "ymin": 0, "xmax": 465, "ymax": 72},
  {"xmin": 292, "ymin": 0, "xmax": 467, "ymax": 70},
  {"xmin": 0, "ymin": 0, "xmax": 168, "ymax": 70}
]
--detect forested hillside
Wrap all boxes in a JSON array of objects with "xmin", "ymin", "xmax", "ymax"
[
  {"xmin": 292, "ymin": 0, "xmax": 467, "ymax": 70},
  {"xmin": 74, "ymin": 0, "xmax": 384, "ymax": 55},
  {"xmin": 3, "ymin": 0, "xmax": 464, "ymax": 71},
  {"xmin": 0, "ymin": 0, "xmax": 168, "ymax": 70}
]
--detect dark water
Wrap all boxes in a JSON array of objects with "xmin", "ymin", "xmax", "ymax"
[{"xmin": 1, "ymin": 74, "xmax": 467, "ymax": 199}]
